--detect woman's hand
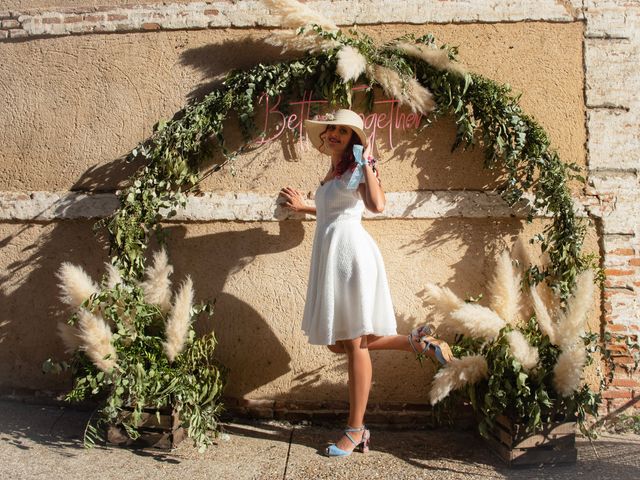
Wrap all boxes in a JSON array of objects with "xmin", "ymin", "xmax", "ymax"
[
  {"xmin": 363, "ymin": 138, "xmax": 373, "ymax": 161},
  {"xmin": 279, "ymin": 186, "xmax": 308, "ymax": 212}
]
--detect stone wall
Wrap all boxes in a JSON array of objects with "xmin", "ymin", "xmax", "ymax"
[{"xmin": 0, "ymin": 0, "xmax": 638, "ymax": 417}]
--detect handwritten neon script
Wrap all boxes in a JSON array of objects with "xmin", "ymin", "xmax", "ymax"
[{"xmin": 253, "ymin": 85, "xmax": 423, "ymax": 150}]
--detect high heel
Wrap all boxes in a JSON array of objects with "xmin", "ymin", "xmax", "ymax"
[
  {"xmin": 409, "ymin": 324, "xmax": 448, "ymax": 366},
  {"xmin": 325, "ymin": 425, "xmax": 370, "ymax": 457}
]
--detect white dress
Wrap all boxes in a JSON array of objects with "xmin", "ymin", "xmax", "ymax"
[{"xmin": 301, "ymin": 167, "xmax": 398, "ymax": 345}]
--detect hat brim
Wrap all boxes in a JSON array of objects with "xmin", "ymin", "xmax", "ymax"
[{"xmin": 304, "ymin": 119, "xmax": 368, "ymax": 155}]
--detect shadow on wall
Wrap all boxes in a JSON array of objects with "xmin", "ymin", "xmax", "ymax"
[
  {"xmin": 150, "ymin": 222, "xmax": 303, "ymax": 399},
  {"xmin": 0, "ymin": 218, "xmax": 109, "ymax": 392},
  {"xmin": 0, "ymin": 217, "xmax": 302, "ymax": 399}
]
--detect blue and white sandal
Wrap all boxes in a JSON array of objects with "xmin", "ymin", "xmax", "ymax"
[
  {"xmin": 325, "ymin": 425, "xmax": 370, "ymax": 457},
  {"xmin": 409, "ymin": 325, "xmax": 448, "ymax": 366}
]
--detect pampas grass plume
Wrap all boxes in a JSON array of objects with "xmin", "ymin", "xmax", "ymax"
[
  {"xmin": 394, "ymin": 42, "xmax": 467, "ymax": 76},
  {"xmin": 163, "ymin": 276, "xmax": 194, "ymax": 362},
  {"xmin": 264, "ymin": 0, "xmax": 338, "ymax": 31},
  {"xmin": 369, "ymin": 65, "xmax": 435, "ymax": 115},
  {"xmin": 104, "ymin": 262, "xmax": 123, "ymax": 289},
  {"xmin": 56, "ymin": 262, "xmax": 99, "ymax": 309},
  {"xmin": 337, "ymin": 46, "xmax": 367, "ymax": 83},
  {"xmin": 77, "ymin": 310, "xmax": 117, "ymax": 372},
  {"xmin": 529, "ymin": 284, "xmax": 557, "ymax": 344},
  {"xmin": 140, "ymin": 248, "xmax": 173, "ymax": 314},
  {"xmin": 57, "ymin": 322, "xmax": 82, "ymax": 353},
  {"xmin": 489, "ymin": 250, "xmax": 522, "ymax": 326},
  {"xmin": 429, "ymin": 355, "xmax": 488, "ymax": 405},
  {"xmin": 423, "ymin": 283, "xmax": 464, "ymax": 317},
  {"xmin": 449, "ymin": 303, "xmax": 506, "ymax": 340},
  {"xmin": 262, "ymin": 0, "xmax": 339, "ymax": 53},
  {"xmin": 406, "ymin": 77, "xmax": 436, "ymax": 114},
  {"xmin": 506, "ymin": 330, "xmax": 539, "ymax": 372},
  {"xmin": 555, "ymin": 269, "xmax": 595, "ymax": 349},
  {"xmin": 553, "ymin": 345, "xmax": 587, "ymax": 397}
]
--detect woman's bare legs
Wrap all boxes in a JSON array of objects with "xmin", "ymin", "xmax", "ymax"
[
  {"xmin": 333, "ymin": 335, "xmax": 371, "ymax": 451},
  {"xmin": 328, "ymin": 334, "xmax": 443, "ymax": 356}
]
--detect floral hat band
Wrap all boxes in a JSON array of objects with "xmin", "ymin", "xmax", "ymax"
[{"xmin": 304, "ymin": 109, "xmax": 368, "ymax": 154}]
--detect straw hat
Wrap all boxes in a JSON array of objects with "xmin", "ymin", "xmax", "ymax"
[{"xmin": 304, "ymin": 109, "xmax": 368, "ymax": 154}]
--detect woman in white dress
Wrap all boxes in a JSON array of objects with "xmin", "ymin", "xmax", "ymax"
[{"xmin": 280, "ymin": 109, "xmax": 453, "ymax": 457}]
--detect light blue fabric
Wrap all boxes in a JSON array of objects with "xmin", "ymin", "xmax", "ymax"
[{"xmin": 346, "ymin": 144, "xmax": 366, "ymax": 190}]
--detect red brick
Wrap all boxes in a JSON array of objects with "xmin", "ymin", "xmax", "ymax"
[
  {"xmin": 605, "ymin": 397, "xmax": 636, "ymax": 411},
  {"xmin": 142, "ymin": 22, "xmax": 161, "ymax": 30},
  {"xmin": 609, "ymin": 248, "xmax": 636, "ymax": 256},
  {"xmin": 607, "ymin": 344, "xmax": 628, "ymax": 353},
  {"xmin": 602, "ymin": 389, "xmax": 633, "ymax": 399},
  {"xmin": 107, "ymin": 14, "xmax": 128, "ymax": 21},
  {"xmin": 63, "ymin": 15, "xmax": 83, "ymax": 24},
  {"xmin": 82, "ymin": 15, "xmax": 104, "ymax": 23},
  {"xmin": 629, "ymin": 258, "xmax": 640, "ymax": 266},
  {"xmin": 42, "ymin": 17, "xmax": 62, "ymax": 24},
  {"xmin": 58, "ymin": 7, "xmax": 88, "ymax": 15},
  {"xmin": 605, "ymin": 279, "xmax": 631, "ymax": 288},
  {"xmin": 204, "ymin": 9, "xmax": 220, "ymax": 15},
  {"xmin": 1, "ymin": 19, "xmax": 20, "ymax": 28},
  {"xmin": 612, "ymin": 355, "xmax": 635, "ymax": 364},
  {"xmin": 8, "ymin": 29, "xmax": 27, "ymax": 38},
  {"xmin": 611, "ymin": 378, "xmax": 640, "ymax": 388},
  {"xmin": 322, "ymin": 401, "xmax": 349, "ymax": 410},
  {"xmin": 605, "ymin": 288, "xmax": 637, "ymax": 298},
  {"xmin": 607, "ymin": 326, "xmax": 629, "ymax": 335},
  {"xmin": 245, "ymin": 408, "xmax": 274, "ymax": 419},
  {"xmin": 605, "ymin": 268, "xmax": 635, "ymax": 276}
]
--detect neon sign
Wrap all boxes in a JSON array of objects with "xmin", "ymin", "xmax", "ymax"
[{"xmin": 254, "ymin": 85, "xmax": 423, "ymax": 150}]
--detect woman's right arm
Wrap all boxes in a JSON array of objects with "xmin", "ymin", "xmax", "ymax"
[{"xmin": 280, "ymin": 187, "xmax": 316, "ymax": 215}]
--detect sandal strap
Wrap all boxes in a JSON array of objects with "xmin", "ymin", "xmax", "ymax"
[
  {"xmin": 343, "ymin": 425, "xmax": 365, "ymax": 446},
  {"xmin": 344, "ymin": 425, "xmax": 365, "ymax": 432},
  {"xmin": 408, "ymin": 333, "xmax": 429, "ymax": 355}
]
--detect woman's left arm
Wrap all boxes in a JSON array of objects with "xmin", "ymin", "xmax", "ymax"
[{"xmin": 358, "ymin": 162, "xmax": 385, "ymax": 213}]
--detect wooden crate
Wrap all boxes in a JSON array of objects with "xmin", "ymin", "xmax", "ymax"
[
  {"xmin": 107, "ymin": 406, "xmax": 185, "ymax": 450},
  {"xmin": 482, "ymin": 414, "xmax": 577, "ymax": 468}
]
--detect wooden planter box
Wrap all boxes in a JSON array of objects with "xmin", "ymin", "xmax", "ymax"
[
  {"xmin": 482, "ymin": 414, "xmax": 577, "ymax": 468},
  {"xmin": 107, "ymin": 406, "xmax": 185, "ymax": 450}
]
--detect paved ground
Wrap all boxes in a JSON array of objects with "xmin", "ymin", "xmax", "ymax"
[{"xmin": 1, "ymin": 399, "xmax": 639, "ymax": 479}]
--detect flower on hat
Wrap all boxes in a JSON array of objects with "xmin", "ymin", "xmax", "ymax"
[{"xmin": 313, "ymin": 112, "xmax": 335, "ymax": 121}]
